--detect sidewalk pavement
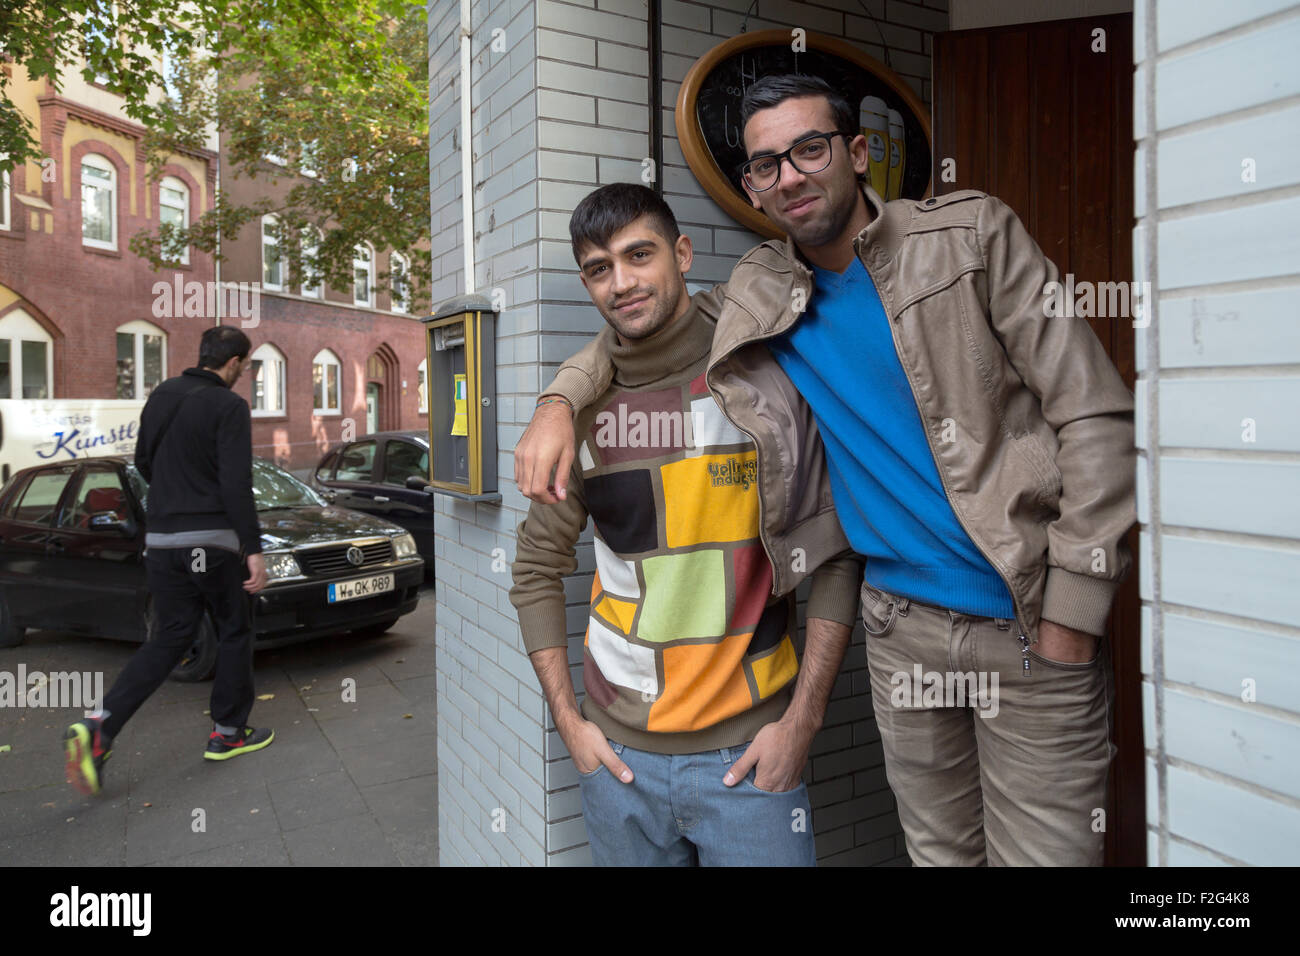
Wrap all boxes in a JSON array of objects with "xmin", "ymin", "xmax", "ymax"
[{"xmin": 0, "ymin": 587, "xmax": 438, "ymax": 866}]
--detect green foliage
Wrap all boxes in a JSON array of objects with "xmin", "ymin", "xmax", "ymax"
[{"xmin": 1, "ymin": 0, "xmax": 431, "ymax": 311}]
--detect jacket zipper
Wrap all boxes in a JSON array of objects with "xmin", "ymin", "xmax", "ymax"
[
  {"xmin": 705, "ymin": 298, "xmax": 808, "ymax": 599},
  {"xmin": 854, "ymin": 244, "xmax": 1036, "ymax": 673}
]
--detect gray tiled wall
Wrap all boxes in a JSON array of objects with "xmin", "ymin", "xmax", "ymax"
[{"xmin": 429, "ymin": 0, "xmax": 947, "ymax": 865}]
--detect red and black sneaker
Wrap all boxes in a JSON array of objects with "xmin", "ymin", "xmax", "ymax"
[
  {"xmin": 204, "ymin": 726, "xmax": 275, "ymax": 761},
  {"xmin": 64, "ymin": 716, "xmax": 112, "ymax": 796}
]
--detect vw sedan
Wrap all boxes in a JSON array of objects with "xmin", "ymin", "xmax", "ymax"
[{"xmin": 0, "ymin": 455, "xmax": 425, "ymax": 680}]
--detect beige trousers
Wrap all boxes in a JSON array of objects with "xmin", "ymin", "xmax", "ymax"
[{"xmin": 861, "ymin": 582, "xmax": 1114, "ymax": 866}]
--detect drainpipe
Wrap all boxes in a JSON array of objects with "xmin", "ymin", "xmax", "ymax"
[
  {"xmin": 215, "ymin": 147, "xmax": 222, "ymax": 327},
  {"xmin": 459, "ymin": 0, "xmax": 476, "ymax": 294}
]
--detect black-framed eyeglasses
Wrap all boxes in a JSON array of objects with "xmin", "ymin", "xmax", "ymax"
[{"xmin": 738, "ymin": 131, "xmax": 850, "ymax": 192}]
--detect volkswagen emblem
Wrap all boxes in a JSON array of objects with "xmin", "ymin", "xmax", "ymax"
[{"xmin": 346, "ymin": 546, "xmax": 365, "ymax": 567}]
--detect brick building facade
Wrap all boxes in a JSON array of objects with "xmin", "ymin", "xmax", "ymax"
[{"xmin": 0, "ymin": 53, "xmax": 430, "ymax": 476}]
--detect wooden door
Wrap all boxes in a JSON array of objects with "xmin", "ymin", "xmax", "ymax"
[{"xmin": 933, "ymin": 13, "xmax": 1142, "ymax": 866}]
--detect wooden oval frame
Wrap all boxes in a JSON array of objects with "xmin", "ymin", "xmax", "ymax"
[{"xmin": 675, "ymin": 29, "xmax": 934, "ymax": 240}]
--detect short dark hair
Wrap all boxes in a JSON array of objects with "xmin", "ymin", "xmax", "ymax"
[
  {"xmin": 569, "ymin": 183, "xmax": 681, "ymax": 262},
  {"xmin": 740, "ymin": 74, "xmax": 857, "ymax": 144},
  {"xmin": 198, "ymin": 325, "xmax": 251, "ymax": 370}
]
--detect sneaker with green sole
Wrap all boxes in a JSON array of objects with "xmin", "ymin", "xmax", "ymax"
[
  {"xmin": 64, "ymin": 717, "xmax": 112, "ymax": 796},
  {"xmin": 204, "ymin": 726, "xmax": 274, "ymax": 761}
]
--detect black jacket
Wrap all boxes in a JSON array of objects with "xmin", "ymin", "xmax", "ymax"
[{"xmin": 134, "ymin": 367, "xmax": 262, "ymax": 555}]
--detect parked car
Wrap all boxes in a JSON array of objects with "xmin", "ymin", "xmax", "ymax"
[
  {"xmin": 0, "ymin": 455, "xmax": 425, "ymax": 681},
  {"xmin": 309, "ymin": 431, "xmax": 434, "ymax": 572}
]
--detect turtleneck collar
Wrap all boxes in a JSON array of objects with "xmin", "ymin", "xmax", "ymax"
[{"xmin": 607, "ymin": 293, "xmax": 714, "ymax": 388}]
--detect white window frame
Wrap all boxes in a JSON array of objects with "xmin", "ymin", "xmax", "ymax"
[
  {"xmin": 0, "ymin": 309, "xmax": 55, "ymax": 399},
  {"xmin": 353, "ymin": 242, "xmax": 374, "ymax": 308},
  {"xmin": 159, "ymin": 176, "xmax": 189, "ymax": 265},
  {"xmin": 390, "ymin": 252, "xmax": 408, "ymax": 313},
  {"xmin": 300, "ymin": 225, "xmax": 323, "ymax": 298},
  {"xmin": 261, "ymin": 214, "xmax": 283, "ymax": 290},
  {"xmin": 416, "ymin": 358, "xmax": 427, "ymax": 415},
  {"xmin": 249, "ymin": 342, "xmax": 286, "ymax": 417},
  {"xmin": 0, "ymin": 168, "xmax": 9, "ymax": 231},
  {"xmin": 81, "ymin": 154, "xmax": 117, "ymax": 250},
  {"xmin": 300, "ymin": 139, "xmax": 318, "ymax": 178},
  {"xmin": 84, "ymin": 5, "xmax": 117, "ymax": 86},
  {"xmin": 115, "ymin": 319, "xmax": 168, "ymax": 399},
  {"xmin": 312, "ymin": 348, "xmax": 342, "ymax": 416}
]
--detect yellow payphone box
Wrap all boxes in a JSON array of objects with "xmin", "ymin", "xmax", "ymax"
[{"xmin": 420, "ymin": 295, "xmax": 498, "ymax": 501}]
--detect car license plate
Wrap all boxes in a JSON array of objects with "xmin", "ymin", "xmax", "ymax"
[{"xmin": 328, "ymin": 573, "xmax": 395, "ymax": 603}]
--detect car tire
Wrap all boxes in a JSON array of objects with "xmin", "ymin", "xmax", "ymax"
[
  {"xmin": 354, "ymin": 616, "xmax": 399, "ymax": 639},
  {"xmin": 0, "ymin": 589, "xmax": 26, "ymax": 648},
  {"xmin": 145, "ymin": 600, "xmax": 219, "ymax": 683}
]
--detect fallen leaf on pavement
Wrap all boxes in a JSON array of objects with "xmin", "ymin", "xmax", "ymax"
[
  {"xmin": 0, "ymin": 744, "xmax": 10, "ymax": 753},
  {"xmin": 257, "ymin": 693, "xmax": 274, "ymax": 701}
]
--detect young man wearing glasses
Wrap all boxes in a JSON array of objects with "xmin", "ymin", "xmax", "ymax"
[{"xmin": 515, "ymin": 74, "xmax": 1136, "ymax": 866}]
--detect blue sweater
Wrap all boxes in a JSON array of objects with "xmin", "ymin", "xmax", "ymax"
[{"xmin": 768, "ymin": 259, "xmax": 1016, "ymax": 619}]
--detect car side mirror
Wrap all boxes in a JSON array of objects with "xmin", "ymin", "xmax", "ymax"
[
  {"xmin": 89, "ymin": 511, "xmax": 134, "ymax": 536},
  {"xmin": 405, "ymin": 476, "xmax": 431, "ymax": 492}
]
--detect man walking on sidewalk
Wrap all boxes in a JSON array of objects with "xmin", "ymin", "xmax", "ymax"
[{"xmin": 65, "ymin": 325, "xmax": 274, "ymax": 795}]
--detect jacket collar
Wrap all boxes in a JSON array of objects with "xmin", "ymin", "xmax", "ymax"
[{"xmin": 183, "ymin": 367, "xmax": 230, "ymax": 388}]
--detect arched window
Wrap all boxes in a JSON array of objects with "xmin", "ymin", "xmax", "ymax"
[
  {"xmin": 261, "ymin": 215, "xmax": 282, "ymax": 289},
  {"xmin": 390, "ymin": 252, "xmax": 409, "ymax": 313},
  {"xmin": 0, "ymin": 309, "xmax": 55, "ymax": 399},
  {"xmin": 416, "ymin": 358, "xmax": 427, "ymax": 415},
  {"xmin": 249, "ymin": 342, "xmax": 286, "ymax": 416},
  {"xmin": 115, "ymin": 319, "xmax": 167, "ymax": 399},
  {"xmin": 81, "ymin": 154, "xmax": 117, "ymax": 249},
  {"xmin": 301, "ymin": 225, "xmax": 323, "ymax": 298},
  {"xmin": 312, "ymin": 348, "xmax": 341, "ymax": 415},
  {"xmin": 353, "ymin": 243, "xmax": 374, "ymax": 308},
  {"xmin": 159, "ymin": 176, "xmax": 189, "ymax": 265}
]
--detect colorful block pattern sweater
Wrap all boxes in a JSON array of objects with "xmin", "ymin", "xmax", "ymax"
[{"xmin": 511, "ymin": 301, "xmax": 802, "ymax": 753}]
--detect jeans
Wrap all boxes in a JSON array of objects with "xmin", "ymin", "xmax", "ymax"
[
  {"xmin": 577, "ymin": 738, "xmax": 817, "ymax": 866},
  {"xmin": 101, "ymin": 547, "xmax": 255, "ymax": 740}
]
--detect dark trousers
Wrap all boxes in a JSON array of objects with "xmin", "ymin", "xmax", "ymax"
[{"xmin": 101, "ymin": 547, "xmax": 255, "ymax": 740}]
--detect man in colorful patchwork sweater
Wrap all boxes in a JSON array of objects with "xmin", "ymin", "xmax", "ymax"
[{"xmin": 509, "ymin": 183, "xmax": 863, "ymax": 866}]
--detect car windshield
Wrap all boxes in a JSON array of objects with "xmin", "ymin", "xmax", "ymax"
[
  {"xmin": 252, "ymin": 459, "xmax": 326, "ymax": 510},
  {"xmin": 124, "ymin": 459, "xmax": 325, "ymax": 511}
]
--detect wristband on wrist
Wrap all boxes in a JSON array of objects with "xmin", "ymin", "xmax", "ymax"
[{"xmin": 536, "ymin": 396, "xmax": 572, "ymax": 410}]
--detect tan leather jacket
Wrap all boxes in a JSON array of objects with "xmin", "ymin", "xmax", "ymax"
[{"xmin": 547, "ymin": 186, "xmax": 1136, "ymax": 640}]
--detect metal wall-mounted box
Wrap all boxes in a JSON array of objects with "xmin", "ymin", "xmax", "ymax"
[{"xmin": 420, "ymin": 294, "xmax": 499, "ymax": 502}]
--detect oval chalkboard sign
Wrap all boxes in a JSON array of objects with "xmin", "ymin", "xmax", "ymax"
[{"xmin": 676, "ymin": 30, "xmax": 933, "ymax": 240}]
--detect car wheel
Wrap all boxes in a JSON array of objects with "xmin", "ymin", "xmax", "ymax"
[
  {"xmin": 354, "ymin": 616, "xmax": 399, "ymax": 639},
  {"xmin": 0, "ymin": 589, "xmax": 26, "ymax": 648},
  {"xmin": 145, "ymin": 600, "xmax": 219, "ymax": 682}
]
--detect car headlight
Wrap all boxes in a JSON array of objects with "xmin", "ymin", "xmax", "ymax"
[
  {"xmin": 392, "ymin": 533, "xmax": 418, "ymax": 559},
  {"xmin": 263, "ymin": 551, "xmax": 303, "ymax": 579}
]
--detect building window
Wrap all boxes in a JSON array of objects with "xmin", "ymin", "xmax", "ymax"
[
  {"xmin": 353, "ymin": 243, "xmax": 373, "ymax": 307},
  {"xmin": 159, "ymin": 176, "xmax": 189, "ymax": 265},
  {"xmin": 83, "ymin": 6, "xmax": 117, "ymax": 86},
  {"xmin": 261, "ymin": 215, "xmax": 282, "ymax": 289},
  {"xmin": 249, "ymin": 342, "xmax": 286, "ymax": 416},
  {"xmin": 301, "ymin": 226, "xmax": 323, "ymax": 298},
  {"xmin": 0, "ymin": 168, "xmax": 10, "ymax": 231},
  {"xmin": 416, "ymin": 358, "xmax": 427, "ymax": 415},
  {"xmin": 390, "ymin": 252, "xmax": 409, "ymax": 313},
  {"xmin": 300, "ymin": 139, "xmax": 318, "ymax": 178},
  {"xmin": 81, "ymin": 154, "xmax": 116, "ymax": 249},
  {"xmin": 0, "ymin": 309, "xmax": 54, "ymax": 399},
  {"xmin": 312, "ymin": 349, "xmax": 341, "ymax": 415},
  {"xmin": 115, "ymin": 320, "xmax": 167, "ymax": 399}
]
